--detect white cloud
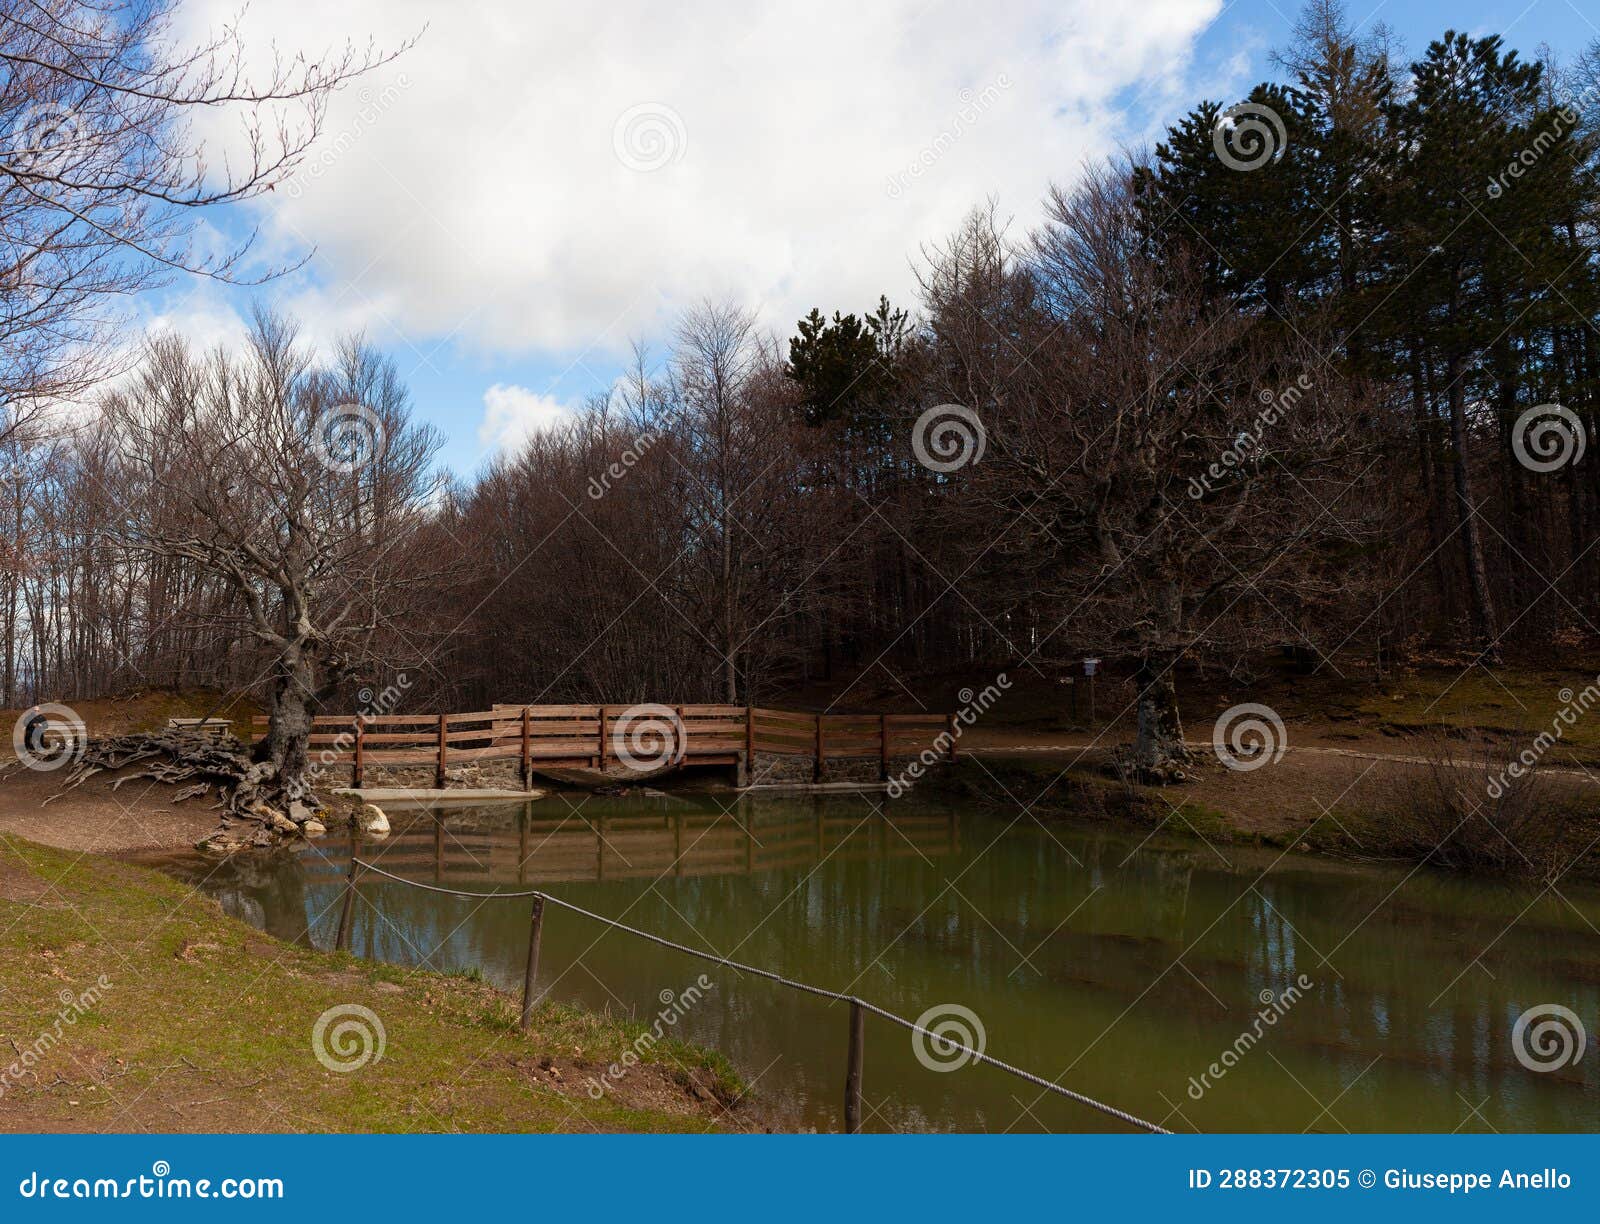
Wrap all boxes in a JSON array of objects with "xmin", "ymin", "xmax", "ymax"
[
  {"xmin": 478, "ymin": 384, "xmax": 577, "ymax": 451},
  {"xmin": 176, "ymin": 0, "xmax": 1228, "ymax": 358}
]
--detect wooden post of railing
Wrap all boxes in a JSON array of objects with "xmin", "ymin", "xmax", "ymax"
[
  {"xmin": 352, "ymin": 717, "xmax": 365, "ymax": 788},
  {"xmin": 435, "ymin": 713, "xmax": 448, "ymax": 788},
  {"xmin": 335, "ymin": 859, "xmax": 363, "ymax": 952},
  {"xmin": 519, "ymin": 895, "xmax": 545, "ymax": 1031},
  {"xmin": 520, "ymin": 706, "xmax": 531, "ymax": 790},
  {"xmin": 946, "ymin": 712, "xmax": 958, "ymax": 763},
  {"xmin": 844, "ymin": 999, "xmax": 864, "ymax": 1134},
  {"xmin": 813, "ymin": 714, "xmax": 824, "ymax": 783},
  {"xmin": 596, "ymin": 706, "xmax": 607, "ymax": 770},
  {"xmin": 744, "ymin": 705, "xmax": 755, "ymax": 786},
  {"xmin": 878, "ymin": 714, "xmax": 889, "ymax": 783}
]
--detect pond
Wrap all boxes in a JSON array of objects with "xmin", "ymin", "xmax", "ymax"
[{"xmin": 158, "ymin": 792, "xmax": 1600, "ymax": 1133}]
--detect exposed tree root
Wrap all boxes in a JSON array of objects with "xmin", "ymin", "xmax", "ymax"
[{"xmin": 34, "ymin": 732, "xmax": 334, "ymax": 853}]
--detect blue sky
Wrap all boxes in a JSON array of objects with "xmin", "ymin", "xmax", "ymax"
[{"xmin": 146, "ymin": 0, "xmax": 1600, "ymax": 478}]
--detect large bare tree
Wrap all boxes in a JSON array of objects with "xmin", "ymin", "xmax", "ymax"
[{"xmin": 103, "ymin": 312, "xmax": 445, "ymax": 805}]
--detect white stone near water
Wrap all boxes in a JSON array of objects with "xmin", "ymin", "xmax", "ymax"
[{"xmin": 358, "ymin": 803, "xmax": 390, "ymax": 837}]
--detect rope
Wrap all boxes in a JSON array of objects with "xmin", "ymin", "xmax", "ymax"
[{"xmin": 349, "ymin": 857, "xmax": 1173, "ymax": 1134}]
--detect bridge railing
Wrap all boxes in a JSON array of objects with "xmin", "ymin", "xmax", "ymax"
[{"xmin": 250, "ymin": 704, "xmax": 955, "ymax": 788}]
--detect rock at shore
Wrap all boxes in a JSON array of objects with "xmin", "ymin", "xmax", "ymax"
[{"xmin": 358, "ymin": 803, "xmax": 390, "ymax": 837}]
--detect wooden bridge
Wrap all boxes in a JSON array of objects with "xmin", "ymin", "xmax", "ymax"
[{"xmin": 252, "ymin": 704, "xmax": 955, "ymax": 788}]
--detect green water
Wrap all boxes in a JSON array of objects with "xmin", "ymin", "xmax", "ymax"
[{"xmin": 162, "ymin": 793, "xmax": 1600, "ymax": 1133}]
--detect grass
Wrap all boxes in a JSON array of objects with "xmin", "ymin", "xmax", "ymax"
[
  {"xmin": 0, "ymin": 837, "xmax": 745, "ymax": 1133},
  {"xmin": 0, "ymin": 687, "xmax": 264, "ymax": 740}
]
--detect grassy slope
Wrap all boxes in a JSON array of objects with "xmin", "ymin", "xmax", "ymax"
[{"xmin": 0, "ymin": 837, "xmax": 743, "ymax": 1133}]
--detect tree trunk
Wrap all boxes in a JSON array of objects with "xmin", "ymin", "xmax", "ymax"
[
  {"xmin": 1132, "ymin": 652, "xmax": 1190, "ymax": 776},
  {"xmin": 1444, "ymin": 352, "xmax": 1500, "ymax": 661},
  {"xmin": 264, "ymin": 649, "xmax": 317, "ymax": 801}
]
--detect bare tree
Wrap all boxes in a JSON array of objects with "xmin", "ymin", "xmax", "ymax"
[
  {"xmin": 918, "ymin": 167, "xmax": 1383, "ymax": 775},
  {"xmin": 103, "ymin": 311, "xmax": 445, "ymax": 805},
  {"xmin": 0, "ymin": 0, "xmax": 405, "ymax": 436}
]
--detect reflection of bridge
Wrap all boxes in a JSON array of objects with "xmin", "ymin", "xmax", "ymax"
[{"xmin": 312, "ymin": 807, "xmax": 962, "ymax": 887}]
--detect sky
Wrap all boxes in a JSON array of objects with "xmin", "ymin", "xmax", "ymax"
[{"xmin": 142, "ymin": 0, "xmax": 1600, "ymax": 476}]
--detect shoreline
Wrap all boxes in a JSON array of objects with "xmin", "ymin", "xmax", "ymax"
[{"xmin": 0, "ymin": 835, "xmax": 751, "ymax": 1134}]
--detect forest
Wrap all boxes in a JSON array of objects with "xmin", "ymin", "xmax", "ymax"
[{"xmin": 6, "ymin": 0, "xmax": 1599, "ymax": 774}]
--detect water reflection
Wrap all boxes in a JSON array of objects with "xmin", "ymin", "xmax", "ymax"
[{"xmin": 162, "ymin": 793, "xmax": 1600, "ymax": 1134}]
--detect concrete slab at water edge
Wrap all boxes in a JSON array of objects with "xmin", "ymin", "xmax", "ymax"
[{"xmin": 333, "ymin": 787, "xmax": 549, "ymax": 807}]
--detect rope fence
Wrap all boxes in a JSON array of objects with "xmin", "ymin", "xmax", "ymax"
[{"xmin": 338, "ymin": 856, "xmax": 1172, "ymax": 1135}]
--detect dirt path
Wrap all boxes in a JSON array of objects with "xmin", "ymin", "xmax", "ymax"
[
  {"xmin": 967, "ymin": 737, "xmax": 1600, "ymax": 783},
  {"xmin": 0, "ymin": 764, "xmax": 217, "ymax": 854}
]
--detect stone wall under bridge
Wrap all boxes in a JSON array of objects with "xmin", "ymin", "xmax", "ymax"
[{"xmin": 347, "ymin": 750, "xmax": 936, "ymax": 793}]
